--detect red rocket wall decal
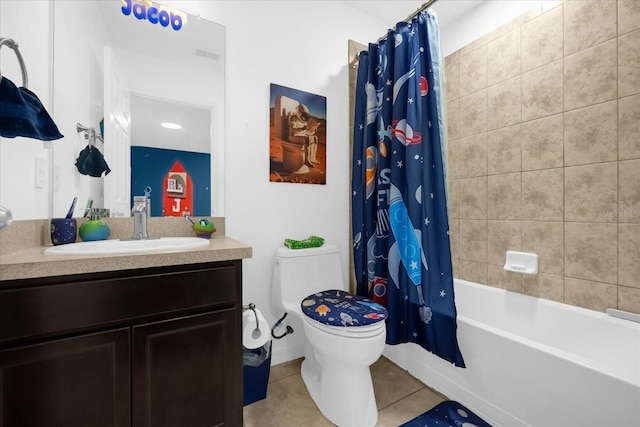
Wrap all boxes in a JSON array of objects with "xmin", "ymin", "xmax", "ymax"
[{"xmin": 163, "ymin": 161, "xmax": 193, "ymax": 216}]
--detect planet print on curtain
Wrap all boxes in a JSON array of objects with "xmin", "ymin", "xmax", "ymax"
[{"xmin": 352, "ymin": 10, "xmax": 465, "ymax": 367}]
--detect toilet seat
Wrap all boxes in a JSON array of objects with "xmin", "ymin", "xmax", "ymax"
[
  {"xmin": 303, "ymin": 315, "xmax": 385, "ymax": 338},
  {"xmin": 301, "ymin": 289, "xmax": 387, "ymax": 338}
]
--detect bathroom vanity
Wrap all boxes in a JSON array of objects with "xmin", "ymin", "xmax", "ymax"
[{"xmin": 0, "ymin": 218, "xmax": 251, "ymax": 427}]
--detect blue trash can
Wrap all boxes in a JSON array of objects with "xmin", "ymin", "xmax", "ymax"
[{"xmin": 243, "ymin": 341, "xmax": 271, "ymax": 406}]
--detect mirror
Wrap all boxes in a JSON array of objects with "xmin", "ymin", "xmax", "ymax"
[{"xmin": 51, "ymin": 0, "xmax": 224, "ymax": 218}]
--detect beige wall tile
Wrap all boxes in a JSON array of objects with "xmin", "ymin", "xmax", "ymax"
[
  {"xmin": 488, "ymin": 124, "xmax": 522, "ymax": 175},
  {"xmin": 619, "ymin": 286, "xmax": 640, "ymax": 314},
  {"xmin": 447, "ymin": 99, "xmax": 460, "ymax": 141},
  {"xmin": 619, "ymin": 223, "xmax": 640, "ymax": 288},
  {"xmin": 487, "ymin": 220, "xmax": 521, "ymax": 265},
  {"xmin": 564, "ymin": 39, "xmax": 617, "ymax": 111},
  {"xmin": 451, "ymin": 256, "xmax": 460, "ymax": 278},
  {"xmin": 565, "ymin": 163, "xmax": 618, "ymax": 222},
  {"xmin": 522, "ymin": 168, "xmax": 564, "ymax": 221},
  {"xmin": 458, "ymin": 260, "xmax": 488, "ymax": 285},
  {"xmin": 565, "ymin": 222, "xmax": 617, "ymax": 284},
  {"xmin": 449, "ymin": 218, "xmax": 459, "ymax": 263},
  {"xmin": 487, "ymin": 76, "xmax": 522, "ymax": 130},
  {"xmin": 522, "ymin": 5, "xmax": 563, "ymax": 72},
  {"xmin": 511, "ymin": 7, "xmax": 543, "ymax": 28},
  {"xmin": 523, "ymin": 273, "xmax": 564, "ymax": 302},
  {"xmin": 459, "ymin": 220, "xmax": 487, "ymax": 263},
  {"xmin": 619, "ymin": 0, "xmax": 640, "ymax": 35},
  {"xmin": 474, "ymin": 20, "xmax": 508, "ymax": 49},
  {"xmin": 522, "ymin": 221, "xmax": 564, "ymax": 275},
  {"xmin": 445, "ymin": 59, "xmax": 460, "ymax": 101},
  {"xmin": 619, "ymin": 159, "xmax": 640, "ymax": 223},
  {"xmin": 488, "ymin": 173, "xmax": 521, "ymax": 220},
  {"xmin": 459, "ymin": 43, "xmax": 475, "ymax": 58},
  {"xmin": 446, "ymin": 49, "xmax": 461, "ymax": 64},
  {"xmin": 459, "ymin": 45, "xmax": 487, "ymax": 97},
  {"xmin": 619, "ymin": 29, "xmax": 640, "ymax": 97},
  {"xmin": 488, "ymin": 264, "xmax": 523, "ymax": 292},
  {"xmin": 447, "ymin": 180, "xmax": 459, "ymax": 220},
  {"xmin": 564, "ymin": 277, "xmax": 618, "ymax": 312},
  {"xmin": 457, "ymin": 134, "xmax": 487, "ymax": 178},
  {"xmin": 522, "ymin": 59, "xmax": 564, "ymax": 121},
  {"xmin": 442, "ymin": 1, "xmax": 639, "ymax": 315},
  {"xmin": 459, "ymin": 177, "xmax": 487, "ymax": 220},
  {"xmin": 619, "ymin": 94, "xmax": 640, "ymax": 160},
  {"xmin": 564, "ymin": 101, "xmax": 618, "ymax": 166},
  {"xmin": 521, "ymin": 114, "xmax": 564, "ymax": 171},
  {"xmin": 459, "ymin": 89, "xmax": 488, "ymax": 138},
  {"xmin": 487, "ymin": 28, "xmax": 521, "ymax": 86},
  {"xmin": 564, "ymin": 0, "xmax": 617, "ymax": 56},
  {"xmin": 447, "ymin": 138, "xmax": 459, "ymax": 180}
]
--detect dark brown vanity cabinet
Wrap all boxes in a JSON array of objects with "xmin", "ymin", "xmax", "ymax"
[{"xmin": 0, "ymin": 260, "xmax": 243, "ymax": 427}]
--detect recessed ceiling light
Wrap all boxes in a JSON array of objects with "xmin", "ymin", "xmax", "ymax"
[{"xmin": 161, "ymin": 122, "xmax": 182, "ymax": 130}]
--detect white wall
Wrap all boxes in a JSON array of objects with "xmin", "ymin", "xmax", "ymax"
[
  {"xmin": 160, "ymin": 0, "xmax": 408, "ymax": 364},
  {"xmin": 0, "ymin": 1, "xmax": 52, "ymax": 219}
]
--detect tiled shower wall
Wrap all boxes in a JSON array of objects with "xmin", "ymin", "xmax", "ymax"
[{"xmin": 444, "ymin": 0, "xmax": 640, "ymax": 314}]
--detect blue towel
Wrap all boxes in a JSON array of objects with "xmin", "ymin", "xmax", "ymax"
[
  {"xmin": 75, "ymin": 145, "xmax": 111, "ymax": 177},
  {"xmin": 0, "ymin": 76, "xmax": 63, "ymax": 141}
]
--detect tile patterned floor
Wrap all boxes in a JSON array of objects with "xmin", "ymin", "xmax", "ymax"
[{"xmin": 243, "ymin": 356, "xmax": 447, "ymax": 427}]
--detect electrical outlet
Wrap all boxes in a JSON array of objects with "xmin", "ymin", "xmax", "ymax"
[{"xmin": 35, "ymin": 157, "xmax": 46, "ymax": 189}]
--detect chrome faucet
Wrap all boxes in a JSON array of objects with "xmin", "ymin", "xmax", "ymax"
[{"xmin": 131, "ymin": 196, "xmax": 148, "ymax": 239}]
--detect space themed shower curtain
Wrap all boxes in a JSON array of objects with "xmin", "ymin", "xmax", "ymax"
[{"xmin": 352, "ymin": 11, "xmax": 465, "ymax": 367}]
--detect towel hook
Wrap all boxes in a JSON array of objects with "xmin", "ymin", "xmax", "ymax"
[
  {"xmin": 0, "ymin": 38, "xmax": 29, "ymax": 88},
  {"xmin": 77, "ymin": 123, "xmax": 104, "ymax": 146}
]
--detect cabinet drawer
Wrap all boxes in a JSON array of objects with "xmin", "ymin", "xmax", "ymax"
[{"xmin": 0, "ymin": 265, "xmax": 238, "ymax": 346}]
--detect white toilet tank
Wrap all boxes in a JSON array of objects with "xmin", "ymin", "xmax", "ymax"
[{"xmin": 272, "ymin": 244, "xmax": 346, "ymax": 314}]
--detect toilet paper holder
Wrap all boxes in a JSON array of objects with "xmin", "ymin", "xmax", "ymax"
[{"xmin": 243, "ymin": 303, "xmax": 261, "ymax": 332}]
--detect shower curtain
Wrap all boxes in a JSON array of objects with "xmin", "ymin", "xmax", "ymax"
[{"xmin": 352, "ymin": 11, "xmax": 465, "ymax": 367}]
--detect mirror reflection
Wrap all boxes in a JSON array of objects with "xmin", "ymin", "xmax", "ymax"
[{"xmin": 51, "ymin": 0, "xmax": 224, "ymax": 218}]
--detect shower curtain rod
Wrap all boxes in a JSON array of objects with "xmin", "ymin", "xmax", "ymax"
[{"xmin": 377, "ymin": 0, "xmax": 438, "ymax": 42}]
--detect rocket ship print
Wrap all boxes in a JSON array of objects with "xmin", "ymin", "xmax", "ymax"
[
  {"xmin": 387, "ymin": 184, "xmax": 431, "ymax": 324},
  {"xmin": 388, "ymin": 183, "xmax": 429, "ymax": 288}
]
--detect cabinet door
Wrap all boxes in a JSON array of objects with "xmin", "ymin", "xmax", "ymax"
[
  {"xmin": 132, "ymin": 309, "xmax": 241, "ymax": 427},
  {"xmin": 0, "ymin": 329, "xmax": 130, "ymax": 427}
]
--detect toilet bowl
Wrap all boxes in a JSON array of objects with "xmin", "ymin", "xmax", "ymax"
[{"xmin": 272, "ymin": 245, "xmax": 387, "ymax": 427}]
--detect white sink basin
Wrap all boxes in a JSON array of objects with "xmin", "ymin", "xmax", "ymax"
[{"xmin": 44, "ymin": 237, "xmax": 210, "ymax": 256}]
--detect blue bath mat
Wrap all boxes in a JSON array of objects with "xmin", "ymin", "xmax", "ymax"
[{"xmin": 400, "ymin": 400, "xmax": 492, "ymax": 427}]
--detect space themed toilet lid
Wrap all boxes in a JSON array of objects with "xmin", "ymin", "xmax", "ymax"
[{"xmin": 301, "ymin": 290, "xmax": 388, "ymax": 327}]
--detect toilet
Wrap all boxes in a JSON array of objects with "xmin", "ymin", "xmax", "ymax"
[{"xmin": 272, "ymin": 244, "xmax": 387, "ymax": 427}]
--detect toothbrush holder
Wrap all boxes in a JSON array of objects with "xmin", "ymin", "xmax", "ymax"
[{"xmin": 50, "ymin": 218, "xmax": 77, "ymax": 245}]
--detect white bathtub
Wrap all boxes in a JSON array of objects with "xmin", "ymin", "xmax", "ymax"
[{"xmin": 384, "ymin": 279, "xmax": 640, "ymax": 427}]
